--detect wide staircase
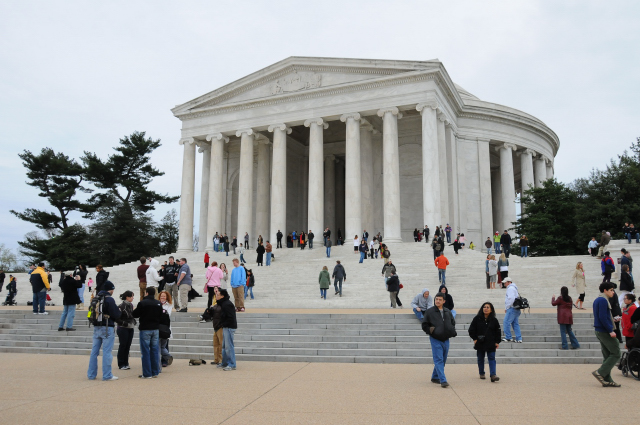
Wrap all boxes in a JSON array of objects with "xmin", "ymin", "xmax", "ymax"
[{"xmin": 0, "ymin": 310, "xmax": 604, "ymax": 364}]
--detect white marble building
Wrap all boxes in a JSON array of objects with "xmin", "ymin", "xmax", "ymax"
[{"xmin": 171, "ymin": 57, "xmax": 558, "ymax": 253}]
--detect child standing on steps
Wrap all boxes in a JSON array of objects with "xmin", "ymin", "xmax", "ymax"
[{"xmin": 244, "ymin": 269, "xmax": 255, "ymax": 300}]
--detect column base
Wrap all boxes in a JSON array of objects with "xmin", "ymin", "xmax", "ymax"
[
  {"xmin": 176, "ymin": 249, "xmax": 193, "ymax": 254},
  {"xmin": 203, "ymin": 245, "xmax": 214, "ymax": 253},
  {"xmin": 382, "ymin": 237, "xmax": 403, "ymax": 243}
]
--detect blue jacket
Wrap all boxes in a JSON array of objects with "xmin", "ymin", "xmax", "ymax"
[
  {"xmin": 621, "ymin": 256, "xmax": 632, "ymax": 273},
  {"xmin": 95, "ymin": 291, "xmax": 122, "ymax": 327},
  {"xmin": 600, "ymin": 256, "xmax": 615, "ymax": 274},
  {"xmin": 230, "ymin": 266, "xmax": 246, "ymax": 288},
  {"xmin": 593, "ymin": 296, "xmax": 614, "ymax": 333}
]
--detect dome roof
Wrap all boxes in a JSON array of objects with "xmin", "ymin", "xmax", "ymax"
[{"xmin": 454, "ymin": 83, "xmax": 479, "ymax": 100}]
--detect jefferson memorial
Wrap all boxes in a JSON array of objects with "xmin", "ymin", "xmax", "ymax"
[{"xmin": 171, "ymin": 57, "xmax": 559, "ymax": 253}]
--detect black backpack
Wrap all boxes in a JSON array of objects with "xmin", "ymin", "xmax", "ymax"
[{"xmin": 88, "ymin": 294, "xmax": 108, "ymax": 327}]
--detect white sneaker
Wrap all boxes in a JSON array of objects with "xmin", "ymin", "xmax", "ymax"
[
  {"xmin": 40, "ymin": 312, "xmax": 49, "ymax": 315},
  {"xmin": 104, "ymin": 376, "xmax": 118, "ymax": 381}
]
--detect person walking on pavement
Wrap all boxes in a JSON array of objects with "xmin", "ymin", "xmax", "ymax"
[
  {"xmin": 308, "ymin": 230, "xmax": 314, "ymax": 249},
  {"xmin": 318, "ymin": 266, "xmax": 330, "ymax": 300},
  {"xmin": 332, "ymin": 260, "xmax": 346, "ymax": 297},
  {"xmin": 216, "ymin": 288, "xmax": 238, "ymax": 371},
  {"xmin": 421, "ymin": 292, "xmax": 457, "ymax": 387},
  {"xmin": 137, "ymin": 257, "xmax": 149, "ymax": 301},
  {"xmin": 423, "ymin": 225, "xmax": 430, "ymax": 243},
  {"xmin": 572, "ymin": 262, "xmax": 587, "ymax": 310},
  {"xmin": 601, "ymin": 251, "xmax": 615, "ymax": 284},
  {"xmin": 434, "ymin": 252, "xmax": 450, "ymax": 286},
  {"xmin": 175, "ymin": 258, "xmax": 192, "ymax": 312},
  {"xmin": 592, "ymin": 282, "xmax": 622, "ymax": 387},
  {"xmin": 502, "ymin": 277, "xmax": 522, "ymax": 343},
  {"xmin": 468, "ymin": 302, "xmax": 501, "ymax": 382},
  {"xmin": 386, "ymin": 270, "xmax": 401, "ymax": 308},
  {"xmin": 358, "ymin": 239, "xmax": 368, "ymax": 263},
  {"xmin": 265, "ymin": 241, "xmax": 273, "ymax": 266}
]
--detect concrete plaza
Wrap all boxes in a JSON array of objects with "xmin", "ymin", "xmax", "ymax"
[{"xmin": 1, "ymin": 353, "xmax": 636, "ymax": 425}]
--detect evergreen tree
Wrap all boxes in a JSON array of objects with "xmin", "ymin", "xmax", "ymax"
[
  {"xmin": 156, "ymin": 209, "xmax": 179, "ymax": 254},
  {"xmin": 513, "ymin": 179, "xmax": 578, "ymax": 256},
  {"xmin": 10, "ymin": 148, "xmax": 89, "ymax": 230}
]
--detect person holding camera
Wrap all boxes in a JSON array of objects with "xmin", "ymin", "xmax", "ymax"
[{"xmin": 468, "ymin": 302, "xmax": 501, "ymax": 382}]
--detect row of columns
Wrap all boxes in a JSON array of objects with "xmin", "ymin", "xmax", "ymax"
[{"xmin": 176, "ymin": 105, "xmax": 555, "ymax": 253}]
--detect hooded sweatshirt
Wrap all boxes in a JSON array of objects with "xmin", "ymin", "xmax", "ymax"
[
  {"xmin": 438, "ymin": 285, "xmax": 454, "ymax": 311},
  {"xmin": 411, "ymin": 288, "xmax": 433, "ymax": 310},
  {"xmin": 145, "ymin": 259, "xmax": 162, "ymax": 288}
]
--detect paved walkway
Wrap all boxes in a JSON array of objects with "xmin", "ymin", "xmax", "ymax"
[{"xmin": 1, "ymin": 353, "xmax": 633, "ymax": 424}]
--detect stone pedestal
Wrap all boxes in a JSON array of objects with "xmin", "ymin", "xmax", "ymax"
[
  {"xmin": 177, "ymin": 138, "xmax": 196, "ymax": 253},
  {"xmin": 305, "ymin": 118, "xmax": 328, "ymax": 237},
  {"xmin": 341, "ymin": 113, "xmax": 361, "ymax": 242},
  {"xmin": 377, "ymin": 107, "xmax": 402, "ymax": 242},
  {"xmin": 236, "ymin": 129, "xmax": 255, "ymax": 247},
  {"xmin": 268, "ymin": 123, "xmax": 290, "ymax": 243}
]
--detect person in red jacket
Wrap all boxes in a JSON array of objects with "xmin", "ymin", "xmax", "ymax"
[
  {"xmin": 204, "ymin": 252, "xmax": 210, "ymax": 268},
  {"xmin": 621, "ymin": 293, "xmax": 638, "ymax": 347},
  {"xmin": 434, "ymin": 252, "xmax": 450, "ymax": 286},
  {"xmin": 551, "ymin": 286, "xmax": 580, "ymax": 350}
]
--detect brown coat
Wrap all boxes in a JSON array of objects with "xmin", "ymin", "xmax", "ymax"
[{"xmin": 551, "ymin": 296, "xmax": 573, "ymax": 325}]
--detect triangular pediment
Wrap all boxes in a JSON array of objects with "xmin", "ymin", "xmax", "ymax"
[{"xmin": 172, "ymin": 57, "xmax": 443, "ymax": 116}]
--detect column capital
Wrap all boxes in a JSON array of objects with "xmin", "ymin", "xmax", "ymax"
[
  {"xmin": 235, "ymin": 128, "xmax": 255, "ymax": 138},
  {"xmin": 340, "ymin": 112, "xmax": 361, "ymax": 122},
  {"xmin": 494, "ymin": 142, "xmax": 517, "ymax": 152},
  {"xmin": 206, "ymin": 132, "xmax": 230, "ymax": 143},
  {"xmin": 304, "ymin": 118, "xmax": 329, "ymax": 129},
  {"xmin": 360, "ymin": 118, "xmax": 379, "ymax": 134},
  {"xmin": 517, "ymin": 148, "xmax": 536, "ymax": 156},
  {"xmin": 377, "ymin": 107, "xmax": 403, "ymax": 119},
  {"xmin": 178, "ymin": 137, "xmax": 195, "ymax": 145},
  {"xmin": 437, "ymin": 113, "xmax": 449, "ymax": 124},
  {"xmin": 267, "ymin": 123, "xmax": 292, "ymax": 134},
  {"xmin": 254, "ymin": 134, "xmax": 271, "ymax": 145},
  {"xmin": 416, "ymin": 101, "xmax": 441, "ymax": 114},
  {"xmin": 543, "ymin": 156, "xmax": 552, "ymax": 165},
  {"xmin": 196, "ymin": 140, "xmax": 211, "ymax": 153}
]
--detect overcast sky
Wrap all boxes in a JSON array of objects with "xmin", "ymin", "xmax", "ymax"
[{"xmin": 1, "ymin": 1, "xmax": 638, "ymax": 256}]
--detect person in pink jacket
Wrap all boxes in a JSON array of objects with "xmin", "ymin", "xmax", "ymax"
[{"xmin": 205, "ymin": 262, "xmax": 224, "ymax": 308}]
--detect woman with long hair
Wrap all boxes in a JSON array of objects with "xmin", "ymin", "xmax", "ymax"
[
  {"xmin": 468, "ymin": 302, "xmax": 501, "ymax": 382},
  {"xmin": 158, "ymin": 290, "xmax": 173, "ymax": 367},
  {"xmin": 219, "ymin": 263, "xmax": 229, "ymax": 289},
  {"xmin": 551, "ymin": 286, "xmax": 580, "ymax": 350},
  {"xmin": 571, "ymin": 262, "xmax": 586, "ymax": 309},
  {"xmin": 116, "ymin": 290, "xmax": 136, "ymax": 370},
  {"xmin": 497, "ymin": 253, "xmax": 509, "ymax": 289}
]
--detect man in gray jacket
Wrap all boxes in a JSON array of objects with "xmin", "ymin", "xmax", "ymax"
[
  {"xmin": 332, "ymin": 261, "xmax": 346, "ymax": 297},
  {"xmin": 411, "ymin": 288, "xmax": 433, "ymax": 320},
  {"xmin": 382, "ymin": 261, "xmax": 396, "ymax": 288},
  {"xmin": 421, "ymin": 293, "xmax": 456, "ymax": 387}
]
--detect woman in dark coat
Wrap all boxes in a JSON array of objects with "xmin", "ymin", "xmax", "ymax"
[
  {"xmin": 439, "ymin": 285, "xmax": 455, "ymax": 314},
  {"xmin": 256, "ymin": 243, "xmax": 265, "ymax": 266},
  {"xmin": 95, "ymin": 265, "xmax": 109, "ymax": 294},
  {"xmin": 468, "ymin": 302, "xmax": 501, "ymax": 382},
  {"xmin": 58, "ymin": 274, "xmax": 82, "ymax": 331},
  {"xmin": 551, "ymin": 286, "xmax": 580, "ymax": 350}
]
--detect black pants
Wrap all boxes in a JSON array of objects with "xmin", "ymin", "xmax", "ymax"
[
  {"xmin": 615, "ymin": 321, "xmax": 623, "ymax": 343},
  {"xmin": 277, "ymin": 239, "xmax": 282, "ymax": 248},
  {"xmin": 158, "ymin": 280, "xmax": 166, "ymax": 292},
  {"xmin": 433, "ymin": 250, "xmax": 439, "ymax": 260},
  {"xmin": 602, "ymin": 272, "xmax": 611, "ymax": 283},
  {"xmin": 503, "ymin": 245, "xmax": 511, "ymax": 258},
  {"xmin": 117, "ymin": 327, "xmax": 134, "ymax": 368},
  {"xmin": 204, "ymin": 262, "xmax": 209, "ymax": 268},
  {"xmin": 486, "ymin": 273, "xmax": 490, "ymax": 289}
]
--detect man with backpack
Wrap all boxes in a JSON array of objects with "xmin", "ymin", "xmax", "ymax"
[
  {"xmin": 132, "ymin": 287, "xmax": 163, "ymax": 379},
  {"xmin": 87, "ymin": 281, "xmax": 121, "ymax": 381},
  {"xmin": 502, "ymin": 277, "xmax": 522, "ymax": 343},
  {"xmin": 601, "ymin": 251, "xmax": 615, "ymax": 284}
]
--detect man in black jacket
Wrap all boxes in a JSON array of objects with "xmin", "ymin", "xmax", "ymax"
[
  {"xmin": 500, "ymin": 230, "xmax": 512, "ymax": 258},
  {"xmin": 386, "ymin": 271, "xmax": 400, "ymax": 308},
  {"xmin": 421, "ymin": 293, "xmax": 457, "ymax": 388},
  {"xmin": 132, "ymin": 287, "xmax": 163, "ymax": 378},
  {"xmin": 0, "ymin": 269, "xmax": 5, "ymax": 292},
  {"xmin": 276, "ymin": 230, "xmax": 283, "ymax": 249},
  {"xmin": 423, "ymin": 225, "xmax": 430, "ymax": 243},
  {"xmin": 87, "ymin": 281, "xmax": 121, "ymax": 381},
  {"xmin": 308, "ymin": 230, "xmax": 314, "ymax": 249},
  {"xmin": 164, "ymin": 256, "xmax": 180, "ymax": 310},
  {"xmin": 58, "ymin": 273, "xmax": 82, "ymax": 331},
  {"xmin": 216, "ymin": 288, "xmax": 238, "ymax": 371}
]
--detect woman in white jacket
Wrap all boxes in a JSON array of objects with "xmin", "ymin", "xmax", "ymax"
[{"xmin": 145, "ymin": 258, "xmax": 163, "ymax": 299}]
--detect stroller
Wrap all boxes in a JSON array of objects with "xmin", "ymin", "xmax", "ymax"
[
  {"xmin": 2, "ymin": 277, "xmax": 17, "ymax": 306},
  {"xmin": 618, "ymin": 348, "xmax": 640, "ymax": 380}
]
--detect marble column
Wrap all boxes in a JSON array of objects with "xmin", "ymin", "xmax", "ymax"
[
  {"xmin": 360, "ymin": 120, "xmax": 375, "ymax": 235},
  {"xmin": 491, "ymin": 169, "xmax": 503, "ymax": 233},
  {"xmin": 341, "ymin": 112, "xmax": 361, "ymax": 241},
  {"xmin": 324, "ymin": 154, "xmax": 336, "ymax": 242},
  {"xmin": 335, "ymin": 159, "xmax": 345, "ymax": 240},
  {"xmin": 177, "ymin": 137, "xmax": 196, "ymax": 253},
  {"xmin": 197, "ymin": 142, "xmax": 211, "ymax": 252},
  {"xmin": 204, "ymin": 133, "xmax": 228, "ymax": 252},
  {"xmin": 546, "ymin": 159, "xmax": 554, "ymax": 180},
  {"xmin": 496, "ymin": 143, "xmax": 517, "ymax": 232},
  {"xmin": 377, "ymin": 107, "xmax": 403, "ymax": 242},
  {"xmin": 446, "ymin": 124, "xmax": 459, "ymax": 233},
  {"xmin": 236, "ymin": 128, "xmax": 255, "ymax": 247},
  {"xmin": 437, "ymin": 114, "xmax": 449, "ymax": 228},
  {"xmin": 304, "ymin": 118, "xmax": 328, "ymax": 237},
  {"xmin": 477, "ymin": 139, "xmax": 493, "ymax": 244},
  {"xmin": 456, "ymin": 139, "xmax": 467, "ymax": 234},
  {"xmin": 534, "ymin": 156, "xmax": 547, "ymax": 188},
  {"xmin": 416, "ymin": 102, "xmax": 441, "ymax": 229},
  {"xmin": 519, "ymin": 149, "xmax": 536, "ymax": 193},
  {"xmin": 255, "ymin": 135, "xmax": 271, "ymax": 243},
  {"xmin": 268, "ymin": 123, "xmax": 291, "ymax": 244}
]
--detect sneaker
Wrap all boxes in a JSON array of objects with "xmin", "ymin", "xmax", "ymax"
[
  {"xmin": 198, "ymin": 315, "xmax": 203, "ymax": 320},
  {"xmin": 515, "ymin": 340, "xmax": 523, "ymax": 343},
  {"xmin": 199, "ymin": 320, "xmax": 207, "ymax": 323},
  {"xmin": 490, "ymin": 375, "xmax": 500, "ymax": 382},
  {"xmin": 138, "ymin": 375, "xmax": 153, "ymax": 379},
  {"xmin": 58, "ymin": 327, "xmax": 64, "ymax": 331},
  {"xmin": 501, "ymin": 337, "xmax": 514, "ymax": 342},
  {"xmin": 167, "ymin": 356, "xmax": 173, "ymax": 366},
  {"xmin": 178, "ymin": 308, "xmax": 188, "ymax": 312},
  {"xmin": 33, "ymin": 312, "xmax": 38, "ymax": 315},
  {"xmin": 240, "ymin": 308, "xmax": 245, "ymax": 312},
  {"xmin": 440, "ymin": 382, "xmax": 450, "ymax": 388},
  {"xmin": 430, "ymin": 379, "xmax": 440, "ymax": 384},
  {"xmin": 479, "ymin": 374, "xmax": 486, "ymax": 380},
  {"xmin": 40, "ymin": 312, "xmax": 49, "ymax": 315},
  {"xmin": 222, "ymin": 366, "xmax": 236, "ymax": 371},
  {"xmin": 66, "ymin": 328, "xmax": 76, "ymax": 331},
  {"xmin": 104, "ymin": 376, "xmax": 118, "ymax": 381},
  {"xmin": 162, "ymin": 364, "xmax": 168, "ymax": 368},
  {"xmin": 119, "ymin": 366, "xmax": 130, "ymax": 370},
  {"xmin": 152, "ymin": 375, "xmax": 158, "ymax": 378},
  {"xmin": 335, "ymin": 291, "xmax": 339, "ymax": 295},
  {"xmin": 216, "ymin": 364, "xmax": 224, "ymax": 368}
]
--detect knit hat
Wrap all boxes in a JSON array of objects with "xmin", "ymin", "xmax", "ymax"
[{"xmin": 103, "ymin": 281, "xmax": 115, "ymax": 291}]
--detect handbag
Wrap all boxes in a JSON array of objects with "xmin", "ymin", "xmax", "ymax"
[{"xmin": 159, "ymin": 324, "xmax": 171, "ymax": 339}]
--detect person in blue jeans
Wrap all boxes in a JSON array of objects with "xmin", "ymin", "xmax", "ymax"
[
  {"xmin": 358, "ymin": 241, "xmax": 367, "ymax": 263},
  {"xmin": 411, "ymin": 288, "xmax": 433, "ymax": 321},
  {"xmin": 468, "ymin": 302, "xmax": 501, "ymax": 382},
  {"xmin": 215, "ymin": 288, "xmax": 238, "ymax": 371},
  {"xmin": 502, "ymin": 278, "xmax": 522, "ymax": 342},
  {"xmin": 519, "ymin": 236, "xmax": 529, "ymax": 258},
  {"xmin": 244, "ymin": 270, "xmax": 255, "ymax": 300},
  {"xmin": 421, "ymin": 293, "xmax": 457, "ymax": 387},
  {"xmin": 551, "ymin": 287, "xmax": 580, "ymax": 350},
  {"xmin": 58, "ymin": 273, "xmax": 82, "ymax": 331},
  {"xmin": 326, "ymin": 239, "xmax": 332, "ymax": 258},
  {"xmin": 132, "ymin": 287, "xmax": 163, "ymax": 378},
  {"xmin": 29, "ymin": 262, "xmax": 50, "ymax": 314},
  {"xmin": 87, "ymin": 281, "xmax": 121, "ymax": 381}
]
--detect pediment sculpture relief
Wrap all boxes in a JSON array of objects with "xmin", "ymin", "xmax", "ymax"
[{"xmin": 270, "ymin": 71, "xmax": 322, "ymax": 95}]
